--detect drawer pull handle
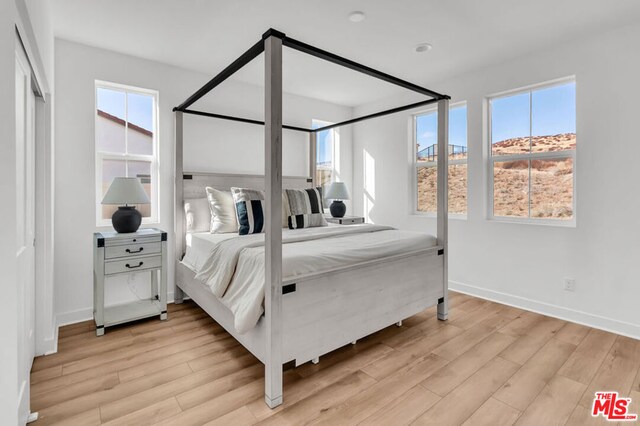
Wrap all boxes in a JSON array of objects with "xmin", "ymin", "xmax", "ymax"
[
  {"xmin": 125, "ymin": 262, "xmax": 144, "ymax": 269},
  {"xmin": 126, "ymin": 247, "xmax": 144, "ymax": 254}
]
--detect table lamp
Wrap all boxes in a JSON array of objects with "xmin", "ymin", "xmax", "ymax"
[
  {"xmin": 101, "ymin": 177, "xmax": 150, "ymax": 233},
  {"xmin": 325, "ymin": 182, "xmax": 350, "ymax": 218}
]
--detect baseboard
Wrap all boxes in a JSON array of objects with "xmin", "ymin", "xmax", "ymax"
[
  {"xmin": 49, "ymin": 291, "xmax": 179, "ymax": 355},
  {"xmin": 18, "ymin": 378, "xmax": 30, "ymax": 425},
  {"xmin": 55, "ymin": 307, "xmax": 94, "ymax": 329},
  {"xmin": 449, "ymin": 280, "xmax": 640, "ymax": 341},
  {"xmin": 41, "ymin": 332, "xmax": 58, "ymax": 356},
  {"xmin": 35, "ymin": 320, "xmax": 59, "ymax": 356}
]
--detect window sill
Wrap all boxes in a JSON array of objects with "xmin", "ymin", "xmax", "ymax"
[
  {"xmin": 488, "ymin": 216, "xmax": 576, "ymax": 228},
  {"xmin": 411, "ymin": 212, "xmax": 467, "ymax": 221}
]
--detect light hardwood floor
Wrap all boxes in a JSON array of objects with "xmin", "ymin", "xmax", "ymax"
[{"xmin": 30, "ymin": 292, "xmax": 640, "ymax": 425}]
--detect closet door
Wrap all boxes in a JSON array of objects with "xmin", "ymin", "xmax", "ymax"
[{"xmin": 16, "ymin": 42, "xmax": 36, "ymax": 422}]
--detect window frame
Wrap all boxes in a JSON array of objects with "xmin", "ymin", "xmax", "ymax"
[
  {"xmin": 411, "ymin": 101, "xmax": 468, "ymax": 219},
  {"xmin": 95, "ymin": 80, "xmax": 160, "ymax": 227},
  {"xmin": 312, "ymin": 119, "xmax": 337, "ymax": 204},
  {"xmin": 487, "ymin": 77, "xmax": 577, "ymax": 227}
]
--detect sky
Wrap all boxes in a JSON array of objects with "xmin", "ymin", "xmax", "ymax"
[
  {"xmin": 416, "ymin": 81, "xmax": 576, "ymax": 153},
  {"xmin": 312, "ymin": 120, "xmax": 333, "ymax": 165},
  {"xmin": 317, "ymin": 130, "xmax": 333, "ymax": 165},
  {"xmin": 97, "ymin": 88, "xmax": 154, "ymax": 131},
  {"xmin": 491, "ymin": 82, "xmax": 576, "ymax": 143},
  {"xmin": 416, "ymin": 104, "xmax": 468, "ymax": 153}
]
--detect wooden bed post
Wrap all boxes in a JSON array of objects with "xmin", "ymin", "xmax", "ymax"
[
  {"xmin": 264, "ymin": 32, "xmax": 284, "ymax": 408},
  {"xmin": 436, "ymin": 99, "xmax": 449, "ymax": 321},
  {"xmin": 174, "ymin": 111, "xmax": 185, "ymax": 304},
  {"xmin": 309, "ymin": 131, "xmax": 317, "ymax": 186}
]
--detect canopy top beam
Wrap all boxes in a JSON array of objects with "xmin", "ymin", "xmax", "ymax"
[{"xmin": 173, "ymin": 28, "xmax": 450, "ymax": 133}]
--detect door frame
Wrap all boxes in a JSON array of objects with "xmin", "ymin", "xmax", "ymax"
[
  {"xmin": 14, "ymin": 24, "xmax": 55, "ymax": 424},
  {"xmin": 15, "ymin": 28, "xmax": 56, "ymax": 357},
  {"xmin": 15, "ymin": 36, "xmax": 37, "ymax": 424}
]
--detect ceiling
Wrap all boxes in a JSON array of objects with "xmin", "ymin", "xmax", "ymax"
[{"xmin": 52, "ymin": 0, "xmax": 640, "ymax": 107}]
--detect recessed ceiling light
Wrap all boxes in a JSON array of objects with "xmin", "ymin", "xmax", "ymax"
[
  {"xmin": 348, "ymin": 11, "xmax": 366, "ymax": 23},
  {"xmin": 415, "ymin": 43, "xmax": 433, "ymax": 53}
]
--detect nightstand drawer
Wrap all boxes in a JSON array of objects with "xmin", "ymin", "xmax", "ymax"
[
  {"xmin": 105, "ymin": 242, "xmax": 161, "ymax": 259},
  {"xmin": 104, "ymin": 235, "xmax": 161, "ymax": 247},
  {"xmin": 325, "ymin": 216, "xmax": 365, "ymax": 225},
  {"xmin": 339, "ymin": 217, "xmax": 363, "ymax": 224},
  {"xmin": 104, "ymin": 255, "xmax": 162, "ymax": 275}
]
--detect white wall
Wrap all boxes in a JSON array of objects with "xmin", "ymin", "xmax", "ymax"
[
  {"xmin": 353, "ymin": 22, "xmax": 640, "ymax": 338},
  {"xmin": 23, "ymin": 0, "xmax": 54, "ymax": 81},
  {"xmin": 54, "ymin": 39, "xmax": 353, "ymax": 325}
]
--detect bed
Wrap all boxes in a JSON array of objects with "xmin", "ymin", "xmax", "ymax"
[
  {"xmin": 173, "ymin": 28, "xmax": 451, "ymax": 408},
  {"xmin": 181, "ymin": 212, "xmax": 440, "ymax": 344}
]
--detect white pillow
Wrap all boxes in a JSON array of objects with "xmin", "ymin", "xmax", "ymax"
[
  {"xmin": 205, "ymin": 187, "xmax": 239, "ymax": 233},
  {"xmin": 184, "ymin": 198, "xmax": 210, "ymax": 233}
]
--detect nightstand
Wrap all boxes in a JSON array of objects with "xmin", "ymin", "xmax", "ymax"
[
  {"xmin": 93, "ymin": 228, "xmax": 168, "ymax": 336},
  {"xmin": 324, "ymin": 215, "xmax": 365, "ymax": 225}
]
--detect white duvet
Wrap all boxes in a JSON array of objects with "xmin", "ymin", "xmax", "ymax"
[{"xmin": 182, "ymin": 224, "xmax": 437, "ymax": 333}]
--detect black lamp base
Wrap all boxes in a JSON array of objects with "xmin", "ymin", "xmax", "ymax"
[
  {"xmin": 329, "ymin": 200, "xmax": 346, "ymax": 218},
  {"xmin": 112, "ymin": 206, "xmax": 142, "ymax": 233}
]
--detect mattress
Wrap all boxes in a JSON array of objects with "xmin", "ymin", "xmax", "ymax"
[
  {"xmin": 181, "ymin": 224, "xmax": 438, "ymax": 333},
  {"xmin": 183, "ymin": 232, "xmax": 239, "ymax": 273}
]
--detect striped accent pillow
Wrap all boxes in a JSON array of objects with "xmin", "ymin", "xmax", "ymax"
[
  {"xmin": 285, "ymin": 187, "xmax": 327, "ymax": 229},
  {"xmin": 231, "ymin": 188, "xmax": 265, "ymax": 235}
]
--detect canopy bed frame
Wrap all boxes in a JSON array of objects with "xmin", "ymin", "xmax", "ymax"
[{"xmin": 173, "ymin": 28, "xmax": 450, "ymax": 408}]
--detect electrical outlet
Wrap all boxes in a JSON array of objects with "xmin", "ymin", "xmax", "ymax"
[{"xmin": 564, "ymin": 278, "xmax": 576, "ymax": 292}]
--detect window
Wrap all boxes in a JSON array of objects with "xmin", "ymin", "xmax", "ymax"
[
  {"xmin": 413, "ymin": 103, "xmax": 468, "ymax": 215},
  {"xmin": 489, "ymin": 79, "xmax": 575, "ymax": 222},
  {"xmin": 313, "ymin": 120, "xmax": 337, "ymax": 204},
  {"xmin": 95, "ymin": 81, "xmax": 159, "ymax": 225}
]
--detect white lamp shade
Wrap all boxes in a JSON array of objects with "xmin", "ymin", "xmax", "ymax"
[
  {"xmin": 325, "ymin": 182, "xmax": 350, "ymax": 200},
  {"xmin": 102, "ymin": 177, "xmax": 150, "ymax": 205}
]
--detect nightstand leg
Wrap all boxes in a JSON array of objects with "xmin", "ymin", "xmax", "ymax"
[
  {"xmin": 93, "ymin": 272, "xmax": 97, "ymax": 324},
  {"xmin": 151, "ymin": 270, "xmax": 158, "ymax": 300},
  {"xmin": 94, "ymin": 274, "xmax": 104, "ymax": 336},
  {"xmin": 94, "ymin": 246, "xmax": 105, "ymax": 337},
  {"xmin": 160, "ymin": 242, "xmax": 168, "ymax": 320}
]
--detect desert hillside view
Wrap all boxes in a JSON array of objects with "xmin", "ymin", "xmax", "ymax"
[{"xmin": 418, "ymin": 133, "xmax": 575, "ymax": 218}]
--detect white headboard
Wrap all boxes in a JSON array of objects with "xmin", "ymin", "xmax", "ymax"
[{"xmin": 176, "ymin": 171, "xmax": 313, "ymax": 259}]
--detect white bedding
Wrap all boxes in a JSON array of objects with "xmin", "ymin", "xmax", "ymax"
[{"xmin": 182, "ymin": 224, "xmax": 438, "ymax": 334}]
